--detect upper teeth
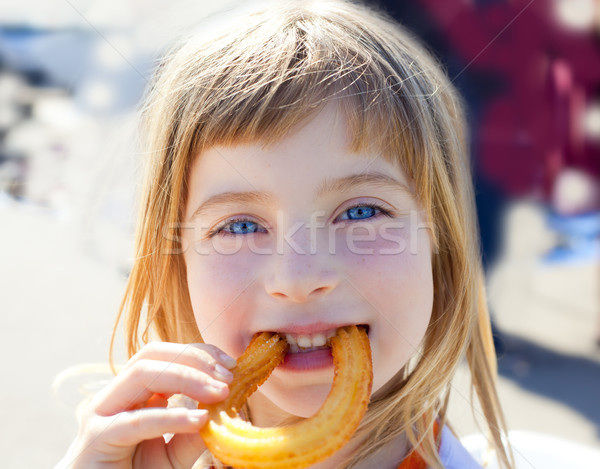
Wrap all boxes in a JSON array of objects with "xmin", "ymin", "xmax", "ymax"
[{"xmin": 285, "ymin": 329, "xmax": 337, "ymax": 353}]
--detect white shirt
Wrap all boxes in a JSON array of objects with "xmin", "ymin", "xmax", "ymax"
[{"xmin": 439, "ymin": 425, "xmax": 483, "ymax": 469}]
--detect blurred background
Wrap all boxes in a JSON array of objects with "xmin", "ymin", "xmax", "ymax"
[{"xmin": 0, "ymin": 0, "xmax": 598, "ymax": 468}]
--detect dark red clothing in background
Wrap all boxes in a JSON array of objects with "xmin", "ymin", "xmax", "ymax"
[{"xmin": 380, "ymin": 0, "xmax": 600, "ymax": 198}]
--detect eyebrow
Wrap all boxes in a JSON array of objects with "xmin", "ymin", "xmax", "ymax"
[
  {"xmin": 190, "ymin": 171, "xmax": 411, "ymax": 220},
  {"xmin": 315, "ymin": 171, "xmax": 411, "ymax": 198}
]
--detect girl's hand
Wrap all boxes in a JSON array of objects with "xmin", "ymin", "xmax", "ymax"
[{"xmin": 56, "ymin": 342, "xmax": 236, "ymax": 469}]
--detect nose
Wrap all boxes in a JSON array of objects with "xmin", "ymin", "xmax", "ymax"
[{"xmin": 263, "ymin": 225, "xmax": 341, "ymax": 303}]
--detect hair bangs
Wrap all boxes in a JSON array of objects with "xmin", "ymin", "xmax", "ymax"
[{"xmin": 152, "ymin": 2, "xmax": 435, "ymax": 191}]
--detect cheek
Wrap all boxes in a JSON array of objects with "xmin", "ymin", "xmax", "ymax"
[
  {"xmin": 184, "ymin": 248, "xmax": 258, "ymax": 351},
  {"xmin": 338, "ymin": 225, "xmax": 434, "ymax": 387},
  {"xmin": 337, "ymin": 221, "xmax": 433, "ymax": 297},
  {"xmin": 350, "ymin": 244, "xmax": 433, "ymax": 328}
]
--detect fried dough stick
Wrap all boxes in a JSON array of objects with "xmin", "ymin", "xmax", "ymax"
[{"xmin": 200, "ymin": 325, "xmax": 373, "ymax": 469}]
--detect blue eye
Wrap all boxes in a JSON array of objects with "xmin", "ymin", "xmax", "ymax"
[
  {"xmin": 218, "ymin": 219, "xmax": 265, "ymax": 236},
  {"xmin": 345, "ymin": 205, "xmax": 377, "ymax": 220},
  {"xmin": 339, "ymin": 203, "xmax": 389, "ymax": 221}
]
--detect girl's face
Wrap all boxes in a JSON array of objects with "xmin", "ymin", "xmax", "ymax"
[{"xmin": 182, "ymin": 104, "xmax": 433, "ymax": 419}]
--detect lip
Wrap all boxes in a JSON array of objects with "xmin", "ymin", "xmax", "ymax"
[
  {"xmin": 259, "ymin": 321, "xmax": 369, "ymax": 336},
  {"xmin": 275, "ymin": 322, "xmax": 347, "ymax": 335}
]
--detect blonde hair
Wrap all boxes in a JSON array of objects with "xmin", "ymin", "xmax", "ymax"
[{"xmin": 112, "ymin": 1, "xmax": 514, "ymax": 467}]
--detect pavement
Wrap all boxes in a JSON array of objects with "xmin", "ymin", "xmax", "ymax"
[{"xmin": 1, "ymin": 197, "xmax": 599, "ymax": 469}]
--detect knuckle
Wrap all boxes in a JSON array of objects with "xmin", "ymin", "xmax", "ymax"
[
  {"xmin": 76, "ymin": 413, "xmax": 104, "ymax": 444},
  {"xmin": 127, "ymin": 411, "xmax": 144, "ymax": 432},
  {"xmin": 191, "ymin": 345, "xmax": 217, "ymax": 365},
  {"xmin": 126, "ymin": 359, "xmax": 153, "ymax": 383},
  {"xmin": 175, "ymin": 366, "xmax": 195, "ymax": 388},
  {"xmin": 140, "ymin": 341, "xmax": 163, "ymax": 356},
  {"xmin": 178, "ymin": 368, "xmax": 207, "ymax": 395}
]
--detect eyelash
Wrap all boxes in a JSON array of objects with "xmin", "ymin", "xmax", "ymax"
[{"xmin": 207, "ymin": 202, "xmax": 393, "ymax": 238}]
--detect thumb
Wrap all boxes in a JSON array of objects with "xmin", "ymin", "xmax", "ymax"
[{"xmin": 165, "ymin": 430, "xmax": 208, "ymax": 467}]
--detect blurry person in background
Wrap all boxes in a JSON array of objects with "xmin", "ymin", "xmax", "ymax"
[
  {"xmin": 372, "ymin": 0, "xmax": 600, "ymax": 344},
  {"xmin": 544, "ymin": 0, "xmax": 600, "ymax": 267}
]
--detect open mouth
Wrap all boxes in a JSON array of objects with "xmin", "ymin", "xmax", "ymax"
[
  {"xmin": 284, "ymin": 329, "xmax": 337, "ymax": 353},
  {"xmin": 274, "ymin": 325, "xmax": 370, "ymax": 370}
]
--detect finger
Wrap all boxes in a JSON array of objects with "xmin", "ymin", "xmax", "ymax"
[
  {"xmin": 96, "ymin": 407, "xmax": 209, "ymax": 448},
  {"xmin": 123, "ymin": 342, "xmax": 235, "ymax": 382},
  {"xmin": 128, "ymin": 342, "xmax": 236, "ymax": 371},
  {"xmin": 193, "ymin": 343, "xmax": 237, "ymax": 368},
  {"xmin": 94, "ymin": 360, "xmax": 229, "ymax": 416}
]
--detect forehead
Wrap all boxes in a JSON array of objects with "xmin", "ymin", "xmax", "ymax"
[{"xmin": 184, "ymin": 104, "xmax": 414, "ymax": 217}]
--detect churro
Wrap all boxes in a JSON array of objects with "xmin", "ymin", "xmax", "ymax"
[{"xmin": 200, "ymin": 325, "xmax": 372, "ymax": 469}]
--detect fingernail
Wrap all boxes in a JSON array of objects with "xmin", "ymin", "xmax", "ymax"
[
  {"xmin": 188, "ymin": 409, "xmax": 208, "ymax": 424},
  {"xmin": 209, "ymin": 378, "xmax": 228, "ymax": 392},
  {"xmin": 215, "ymin": 364, "xmax": 233, "ymax": 381},
  {"xmin": 219, "ymin": 353, "xmax": 237, "ymax": 369}
]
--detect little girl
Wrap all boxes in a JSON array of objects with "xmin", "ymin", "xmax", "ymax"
[{"xmin": 58, "ymin": 1, "xmax": 514, "ymax": 468}]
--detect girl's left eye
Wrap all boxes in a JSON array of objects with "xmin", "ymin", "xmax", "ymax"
[{"xmin": 337, "ymin": 203, "xmax": 391, "ymax": 221}]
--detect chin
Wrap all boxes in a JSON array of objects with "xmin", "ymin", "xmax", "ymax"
[{"xmin": 263, "ymin": 379, "xmax": 333, "ymax": 419}]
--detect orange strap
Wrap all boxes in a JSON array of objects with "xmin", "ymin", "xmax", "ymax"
[{"xmin": 397, "ymin": 422, "xmax": 440, "ymax": 469}]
